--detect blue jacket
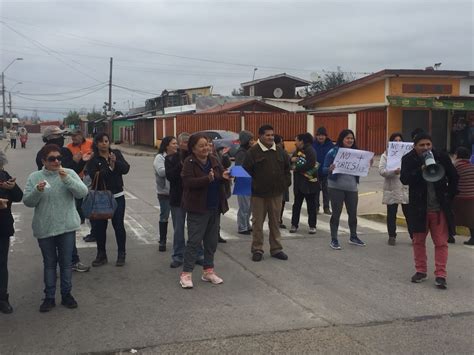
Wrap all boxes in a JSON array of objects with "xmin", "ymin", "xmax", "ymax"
[
  {"xmin": 322, "ymin": 146, "xmax": 360, "ymax": 184},
  {"xmin": 312, "ymin": 138, "xmax": 334, "ymax": 176}
]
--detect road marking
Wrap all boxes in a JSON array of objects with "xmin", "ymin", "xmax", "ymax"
[
  {"xmin": 359, "ymin": 191, "xmax": 378, "ymax": 197},
  {"xmin": 124, "ymin": 191, "xmax": 138, "ymax": 200}
]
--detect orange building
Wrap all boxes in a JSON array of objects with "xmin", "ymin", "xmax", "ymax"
[{"xmin": 301, "ymin": 69, "xmax": 474, "ymax": 154}]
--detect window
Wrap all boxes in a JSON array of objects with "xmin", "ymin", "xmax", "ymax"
[{"xmin": 469, "ymin": 85, "xmax": 474, "ymax": 94}]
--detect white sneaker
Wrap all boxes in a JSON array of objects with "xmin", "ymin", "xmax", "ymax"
[
  {"xmin": 309, "ymin": 227, "xmax": 317, "ymax": 234},
  {"xmin": 180, "ymin": 272, "xmax": 193, "ymax": 289},
  {"xmin": 289, "ymin": 225, "xmax": 298, "ymax": 233},
  {"xmin": 201, "ymin": 268, "xmax": 223, "ymax": 284}
]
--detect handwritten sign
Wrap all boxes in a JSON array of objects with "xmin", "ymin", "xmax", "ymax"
[
  {"xmin": 386, "ymin": 142, "xmax": 413, "ymax": 170},
  {"xmin": 333, "ymin": 148, "xmax": 374, "ymax": 177}
]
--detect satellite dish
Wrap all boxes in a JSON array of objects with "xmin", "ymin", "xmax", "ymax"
[
  {"xmin": 273, "ymin": 87, "xmax": 283, "ymax": 98},
  {"xmin": 298, "ymin": 88, "xmax": 307, "ymax": 98}
]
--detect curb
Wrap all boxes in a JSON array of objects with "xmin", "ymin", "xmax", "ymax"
[
  {"xmin": 359, "ymin": 213, "xmax": 470, "ymax": 236},
  {"xmin": 111, "ymin": 145, "xmax": 156, "ymax": 157}
]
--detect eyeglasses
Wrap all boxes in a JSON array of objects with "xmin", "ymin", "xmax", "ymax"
[{"xmin": 46, "ymin": 156, "xmax": 63, "ymax": 162}]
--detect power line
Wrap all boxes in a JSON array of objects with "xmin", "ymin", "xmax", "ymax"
[
  {"xmin": 13, "ymin": 84, "xmax": 108, "ymax": 102},
  {"xmin": 17, "ymin": 82, "xmax": 108, "ymax": 96}
]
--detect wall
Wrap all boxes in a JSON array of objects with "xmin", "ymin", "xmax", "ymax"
[
  {"xmin": 313, "ymin": 113, "xmax": 348, "ymax": 139},
  {"xmin": 134, "ymin": 119, "xmax": 155, "ymax": 146},
  {"xmin": 459, "ymin": 78, "xmax": 474, "ymax": 96},
  {"xmin": 244, "ymin": 112, "xmax": 307, "ymax": 139},
  {"xmin": 185, "ymin": 87, "xmax": 212, "ymax": 103},
  {"xmin": 356, "ymin": 109, "xmax": 387, "ymax": 154},
  {"xmin": 176, "ymin": 113, "xmax": 241, "ymax": 135},
  {"xmin": 244, "ymin": 77, "xmax": 301, "ymax": 99},
  {"xmin": 314, "ymin": 80, "xmax": 386, "ymax": 108},
  {"xmin": 112, "ymin": 120, "xmax": 134, "ymax": 142},
  {"xmin": 389, "ymin": 77, "xmax": 460, "ymax": 96}
]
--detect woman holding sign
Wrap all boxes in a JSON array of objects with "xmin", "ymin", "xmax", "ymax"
[
  {"xmin": 323, "ymin": 129, "xmax": 369, "ymax": 250},
  {"xmin": 379, "ymin": 133, "xmax": 411, "ymax": 245}
]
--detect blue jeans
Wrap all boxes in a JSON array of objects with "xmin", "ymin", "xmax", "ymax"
[
  {"xmin": 170, "ymin": 206, "xmax": 203, "ymax": 262},
  {"xmin": 237, "ymin": 195, "xmax": 251, "ymax": 232},
  {"xmin": 37, "ymin": 232, "xmax": 75, "ymax": 299},
  {"xmin": 158, "ymin": 196, "xmax": 171, "ymax": 222}
]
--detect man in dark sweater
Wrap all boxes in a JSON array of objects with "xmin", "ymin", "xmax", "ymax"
[
  {"xmin": 243, "ymin": 124, "xmax": 291, "ymax": 262},
  {"xmin": 312, "ymin": 127, "xmax": 334, "ymax": 215}
]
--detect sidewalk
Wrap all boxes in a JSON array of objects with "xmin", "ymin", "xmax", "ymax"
[{"xmin": 111, "ymin": 143, "xmax": 157, "ymax": 157}]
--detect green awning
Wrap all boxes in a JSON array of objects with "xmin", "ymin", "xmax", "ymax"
[{"xmin": 387, "ymin": 96, "xmax": 474, "ymax": 110}]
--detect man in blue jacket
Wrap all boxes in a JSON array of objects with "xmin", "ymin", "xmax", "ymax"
[{"xmin": 312, "ymin": 127, "xmax": 334, "ymax": 215}]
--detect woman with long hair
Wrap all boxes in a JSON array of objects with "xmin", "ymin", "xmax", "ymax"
[
  {"xmin": 379, "ymin": 132, "xmax": 411, "ymax": 245},
  {"xmin": 323, "ymin": 129, "xmax": 367, "ymax": 250},
  {"xmin": 154, "ymin": 136, "xmax": 178, "ymax": 251},
  {"xmin": 0, "ymin": 151, "xmax": 23, "ymax": 314},
  {"xmin": 179, "ymin": 133, "xmax": 230, "ymax": 289},
  {"xmin": 87, "ymin": 133, "xmax": 130, "ymax": 267}
]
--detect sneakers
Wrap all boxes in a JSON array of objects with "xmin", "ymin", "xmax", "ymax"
[
  {"xmin": 92, "ymin": 254, "xmax": 108, "ymax": 267},
  {"xmin": 309, "ymin": 227, "xmax": 317, "ymax": 234},
  {"xmin": 201, "ymin": 268, "xmax": 224, "ymax": 284},
  {"xmin": 0, "ymin": 294, "xmax": 13, "ymax": 314},
  {"xmin": 388, "ymin": 237, "xmax": 396, "ymax": 246},
  {"xmin": 180, "ymin": 272, "xmax": 193, "ymax": 289},
  {"xmin": 83, "ymin": 234, "xmax": 96, "ymax": 242},
  {"xmin": 289, "ymin": 225, "xmax": 298, "ymax": 233},
  {"xmin": 61, "ymin": 293, "xmax": 78, "ymax": 309},
  {"xmin": 349, "ymin": 236, "xmax": 366, "ymax": 247},
  {"xmin": 72, "ymin": 262, "xmax": 90, "ymax": 272},
  {"xmin": 271, "ymin": 251, "xmax": 288, "ymax": 260},
  {"xmin": 279, "ymin": 224, "xmax": 287, "ymax": 229},
  {"xmin": 252, "ymin": 253, "xmax": 263, "ymax": 262},
  {"xmin": 116, "ymin": 253, "xmax": 126, "ymax": 267},
  {"xmin": 324, "ymin": 208, "xmax": 332, "ymax": 215},
  {"xmin": 218, "ymin": 235, "xmax": 227, "ymax": 243},
  {"xmin": 170, "ymin": 260, "xmax": 183, "ymax": 268},
  {"xmin": 330, "ymin": 239, "xmax": 341, "ymax": 250},
  {"xmin": 39, "ymin": 298, "xmax": 56, "ymax": 313},
  {"xmin": 158, "ymin": 243, "xmax": 166, "ymax": 252},
  {"xmin": 238, "ymin": 230, "xmax": 252, "ymax": 235},
  {"xmin": 435, "ymin": 277, "xmax": 447, "ymax": 290},
  {"xmin": 411, "ymin": 272, "xmax": 427, "ymax": 283}
]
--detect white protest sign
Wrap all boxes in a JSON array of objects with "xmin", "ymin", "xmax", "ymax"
[
  {"xmin": 386, "ymin": 142, "xmax": 413, "ymax": 170},
  {"xmin": 333, "ymin": 148, "xmax": 374, "ymax": 177}
]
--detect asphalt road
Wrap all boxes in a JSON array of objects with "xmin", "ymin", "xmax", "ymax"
[{"xmin": 0, "ymin": 134, "xmax": 473, "ymax": 354}]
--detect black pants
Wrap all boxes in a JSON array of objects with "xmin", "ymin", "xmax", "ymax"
[
  {"xmin": 10, "ymin": 139, "xmax": 16, "ymax": 149},
  {"xmin": 0, "ymin": 238, "xmax": 9, "ymax": 297},
  {"xmin": 91, "ymin": 196, "xmax": 126, "ymax": 254},
  {"xmin": 315, "ymin": 175, "xmax": 330, "ymax": 210},
  {"xmin": 329, "ymin": 188, "xmax": 358, "ymax": 239},
  {"xmin": 387, "ymin": 204, "xmax": 411, "ymax": 238},
  {"xmin": 291, "ymin": 190, "xmax": 317, "ymax": 228}
]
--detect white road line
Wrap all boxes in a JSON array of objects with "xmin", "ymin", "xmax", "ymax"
[
  {"xmin": 124, "ymin": 214, "xmax": 154, "ymax": 245},
  {"xmin": 124, "ymin": 191, "xmax": 138, "ymax": 200}
]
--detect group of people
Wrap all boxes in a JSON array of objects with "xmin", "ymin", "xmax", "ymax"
[
  {"xmin": 0, "ymin": 122, "xmax": 473, "ymax": 314},
  {"xmin": 6, "ymin": 127, "xmax": 28, "ymax": 149}
]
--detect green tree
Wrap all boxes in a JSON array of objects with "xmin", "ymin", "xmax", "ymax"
[
  {"xmin": 63, "ymin": 110, "xmax": 80, "ymax": 126},
  {"xmin": 86, "ymin": 110, "xmax": 104, "ymax": 122},
  {"xmin": 231, "ymin": 87, "xmax": 244, "ymax": 96},
  {"xmin": 308, "ymin": 67, "xmax": 355, "ymax": 95}
]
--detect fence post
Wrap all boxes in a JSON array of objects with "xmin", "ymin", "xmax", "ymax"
[
  {"xmin": 306, "ymin": 113, "xmax": 314, "ymax": 135},
  {"xmin": 241, "ymin": 114, "xmax": 245, "ymax": 131},
  {"xmin": 348, "ymin": 113, "xmax": 357, "ymax": 136},
  {"xmin": 173, "ymin": 116, "xmax": 177, "ymax": 136},
  {"xmin": 162, "ymin": 119, "xmax": 166, "ymax": 137}
]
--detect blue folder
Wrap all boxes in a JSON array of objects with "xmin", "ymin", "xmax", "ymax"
[{"xmin": 230, "ymin": 166, "xmax": 252, "ymax": 196}]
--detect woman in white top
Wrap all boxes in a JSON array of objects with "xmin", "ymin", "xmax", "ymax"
[
  {"xmin": 378, "ymin": 132, "xmax": 411, "ymax": 245},
  {"xmin": 153, "ymin": 136, "xmax": 178, "ymax": 252}
]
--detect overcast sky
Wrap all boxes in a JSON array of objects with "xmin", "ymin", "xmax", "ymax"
[{"xmin": 1, "ymin": 0, "xmax": 473, "ymax": 119}]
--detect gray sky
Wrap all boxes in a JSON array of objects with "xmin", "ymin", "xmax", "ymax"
[{"xmin": 1, "ymin": 0, "xmax": 473, "ymax": 119}]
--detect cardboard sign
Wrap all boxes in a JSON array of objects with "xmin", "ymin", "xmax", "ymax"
[
  {"xmin": 386, "ymin": 142, "xmax": 413, "ymax": 170},
  {"xmin": 333, "ymin": 148, "xmax": 374, "ymax": 177},
  {"xmin": 230, "ymin": 166, "xmax": 252, "ymax": 196}
]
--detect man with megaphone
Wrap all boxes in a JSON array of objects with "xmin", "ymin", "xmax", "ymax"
[{"xmin": 400, "ymin": 132, "xmax": 458, "ymax": 290}]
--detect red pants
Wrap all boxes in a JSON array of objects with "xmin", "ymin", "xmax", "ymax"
[{"xmin": 412, "ymin": 211, "xmax": 449, "ymax": 278}]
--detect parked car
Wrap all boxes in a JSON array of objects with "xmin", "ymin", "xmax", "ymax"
[{"xmin": 195, "ymin": 130, "xmax": 240, "ymax": 157}]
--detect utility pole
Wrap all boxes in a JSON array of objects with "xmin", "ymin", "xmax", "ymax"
[
  {"xmin": 1, "ymin": 73, "xmax": 5, "ymax": 131},
  {"xmin": 108, "ymin": 57, "xmax": 113, "ymax": 116},
  {"xmin": 8, "ymin": 92, "xmax": 12, "ymax": 127}
]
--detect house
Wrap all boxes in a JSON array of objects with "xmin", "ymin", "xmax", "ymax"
[
  {"xmin": 145, "ymin": 86, "xmax": 212, "ymax": 115},
  {"xmin": 198, "ymin": 99, "xmax": 287, "ymax": 114},
  {"xmin": 241, "ymin": 73, "xmax": 311, "ymax": 99},
  {"xmin": 300, "ymin": 69, "xmax": 474, "ymax": 153}
]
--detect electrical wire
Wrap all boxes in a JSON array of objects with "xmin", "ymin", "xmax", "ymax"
[
  {"xmin": 13, "ymin": 84, "xmax": 108, "ymax": 102},
  {"xmin": 17, "ymin": 82, "xmax": 108, "ymax": 96}
]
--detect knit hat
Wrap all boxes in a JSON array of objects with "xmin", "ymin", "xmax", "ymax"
[
  {"xmin": 42, "ymin": 126, "xmax": 64, "ymax": 139},
  {"xmin": 413, "ymin": 132, "xmax": 432, "ymax": 145},
  {"xmin": 239, "ymin": 130, "xmax": 254, "ymax": 146},
  {"xmin": 316, "ymin": 127, "xmax": 328, "ymax": 136}
]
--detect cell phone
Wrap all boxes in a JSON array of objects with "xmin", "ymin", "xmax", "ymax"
[{"xmin": 0, "ymin": 171, "xmax": 9, "ymax": 183}]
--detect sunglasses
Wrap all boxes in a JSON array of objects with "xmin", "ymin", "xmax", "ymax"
[{"xmin": 46, "ymin": 156, "xmax": 63, "ymax": 162}]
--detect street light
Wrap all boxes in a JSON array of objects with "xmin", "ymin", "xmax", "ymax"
[
  {"xmin": 8, "ymin": 82, "xmax": 22, "ymax": 127},
  {"xmin": 2, "ymin": 57, "xmax": 23, "ymax": 131}
]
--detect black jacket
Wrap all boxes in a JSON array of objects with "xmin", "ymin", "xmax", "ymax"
[
  {"xmin": 165, "ymin": 149, "xmax": 189, "ymax": 207},
  {"xmin": 292, "ymin": 143, "xmax": 318, "ymax": 195},
  {"xmin": 400, "ymin": 149, "xmax": 458, "ymax": 235},
  {"xmin": 0, "ymin": 170, "xmax": 23, "ymax": 239},
  {"xmin": 86, "ymin": 149, "xmax": 130, "ymax": 194}
]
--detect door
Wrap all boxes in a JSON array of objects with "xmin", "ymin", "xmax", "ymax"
[{"xmin": 402, "ymin": 110, "xmax": 429, "ymax": 141}]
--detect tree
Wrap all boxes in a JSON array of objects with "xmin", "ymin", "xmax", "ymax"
[
  {"xmin": 307, "ymin": 67, "xmax": 355, "ymax": 95},
  {"xmin": 87, "ymin": 109, "xmax": 104, "ymax": 122},
  {"xmin": 63, "ymin": 110, "xmax": 80, "ymax": 126},
  {"xmin": 231, "ymin": 87, "xmax": 244, "ymax": 96}
]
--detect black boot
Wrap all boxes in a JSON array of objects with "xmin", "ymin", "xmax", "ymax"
[
  {"xmin": 158, "ymin": 221, "xmax": 168, "ymax": 252},
  {"xmin": 92, "ymin": 252, "xmax": 108, "ymax": 267},
  {"xmin": 116, "ymin": 252, "xmax": 126, "ymax": 267},
  {"xmin": 0, "ymin": 293, "xmax": 13, "ymax": 314}
]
